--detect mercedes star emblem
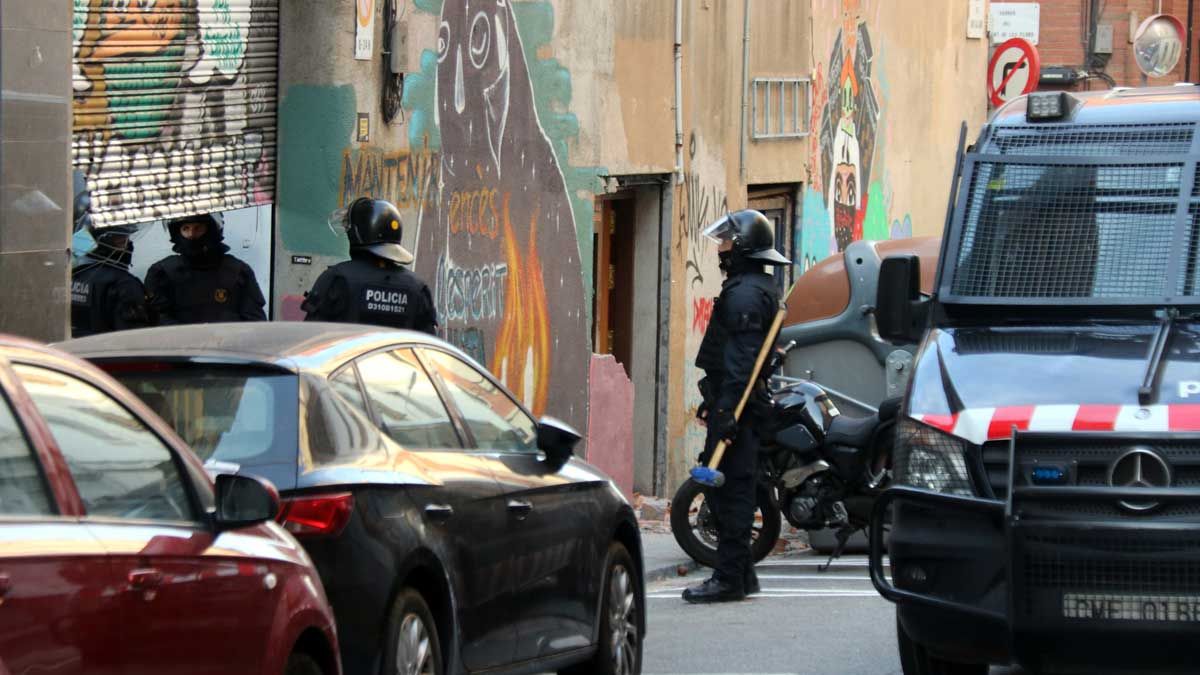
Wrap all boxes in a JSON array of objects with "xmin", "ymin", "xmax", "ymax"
[{"xmin": 1107, "ymin": 447, "xmax": 1172, "ymax": 513}]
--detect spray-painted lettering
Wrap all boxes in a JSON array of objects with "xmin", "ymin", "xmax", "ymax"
[
  {"xmin": 448, "ymin": 188, "xmax": 500, "ymax": 239},
  {"xmin": 692, "ymin": 297, "xmax": 714, "ymax": 335},
  {"xmin": 341, "ymin": 147, "xmax": 439, "ymax": 210},
  {"xmin": 435, "ymin": 255, "xmax": 510, "ymax": 323}
]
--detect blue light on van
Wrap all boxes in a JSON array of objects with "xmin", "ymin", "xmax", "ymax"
[{"xmin": 1031, "ymin": 465, "xmax": 1068, "ymax": 485}]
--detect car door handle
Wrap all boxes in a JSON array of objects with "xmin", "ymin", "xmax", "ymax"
[
  {"xmin": 128, "ymin": 569, "xmax": 163, "ymax": 590},
  {"xmin": 0, "ymin": 573, "xmax": 10, "ymax": 601},
  {"xmin": 424, "ymin": 504, "xmax": 455, "ymax": 521},
  {"xmin": 507, "ymin": 499, "xmax": 533, "ymax": 518}
]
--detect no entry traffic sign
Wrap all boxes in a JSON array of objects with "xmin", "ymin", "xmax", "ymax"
[{"xmin": 988, "ymin": 37, "xmax": 1041, "ymax": 107}]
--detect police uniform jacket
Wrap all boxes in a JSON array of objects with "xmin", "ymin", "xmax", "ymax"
[
  {"xmin": 302, "ymin": 255, "xmax": 438, "ymax": 334},
  {"xmin": 145, "ymin": 253, "xmax": 267, "ymax": 325},
  {"xmin": 694, "ymin": 270, "xmax": 779, "ymax": 415},
  {"xmin": 71, "ymin": 257, "xmax": 149, "ymax": 337}
]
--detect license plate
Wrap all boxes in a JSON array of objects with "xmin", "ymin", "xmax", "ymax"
[{"xmin": 1063, "ymin": 593, "xmax": 1200, "ymax": 622}]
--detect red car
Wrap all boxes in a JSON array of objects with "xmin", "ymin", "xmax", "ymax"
[{"xmin": 0, "ymin": 334, "xmax": 340, "ymax": 675}]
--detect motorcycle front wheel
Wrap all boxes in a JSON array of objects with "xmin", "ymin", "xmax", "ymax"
[{"xmin": 669, "ymin": 478, "xmax": 782, "ymax": 568}]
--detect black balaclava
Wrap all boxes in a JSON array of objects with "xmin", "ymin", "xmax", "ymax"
[
  {"xmin": 718, "ymin": 249, "xmax": 763, "ymax": 277},
  {"xmin": 170, "ymin": 218, "xmax": 230, "ymax": 263}
]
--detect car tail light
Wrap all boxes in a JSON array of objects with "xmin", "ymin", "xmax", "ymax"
[{"xmin": 278, "ymin": 493, "xmax": 355, "ymax": 537}]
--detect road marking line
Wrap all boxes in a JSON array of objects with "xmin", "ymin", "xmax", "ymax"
[
  {"xmin": 649, "ymin": 587, "xmax": 878, "ymax": 594},
  {"xmin": 647, "ymin": 592, "xmax": 879, "ymax": 599},
  {"xmin": 757, "ymin": 574, "xmax": 869, "ymax": 581}
]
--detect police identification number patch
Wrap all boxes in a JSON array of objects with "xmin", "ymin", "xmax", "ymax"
[
  {"xmin": 71, "ymin": 279, "xmax": 90, "ymax": 306},
  {"xmin": 363, "ymin": 286, "xmax": 409, "ymax": 315}
]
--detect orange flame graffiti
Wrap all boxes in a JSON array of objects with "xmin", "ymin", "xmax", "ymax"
[{"xmin": 492, "ymin": 193, "xmax": 551, "ymax": 416}]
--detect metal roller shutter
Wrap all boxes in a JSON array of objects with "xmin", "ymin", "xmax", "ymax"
[{"xmin": 72, "ymin": 0, "xmax": 279, "ymax": 229}]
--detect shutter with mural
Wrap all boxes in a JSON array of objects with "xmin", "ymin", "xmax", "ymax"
[{"xmin": 72, "ymin": 0, "xmax": 279, "ymax": 229}]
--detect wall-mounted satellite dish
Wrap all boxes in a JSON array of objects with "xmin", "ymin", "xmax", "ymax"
[{"xmin": 1133, "ymin": 13, "xmax": 1186, "ymax": 78}]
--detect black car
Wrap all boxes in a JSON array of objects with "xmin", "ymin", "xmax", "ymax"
[{"xmin": 60, "ymin": 323, "xmax": 644, "ymax": 675}]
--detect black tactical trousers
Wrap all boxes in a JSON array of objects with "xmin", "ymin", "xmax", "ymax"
[{"xmin": 705, "ymin": 422, "xmax": 759, "ymax": 589}]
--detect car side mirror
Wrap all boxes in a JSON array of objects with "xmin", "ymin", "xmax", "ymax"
[
  {"xmin": 214, "ymin": 474, "xmax": 280, "ymax": 531},
  {"xmin": 876, "ymin": 255, "xmax": 929, "ymax": 344},
  {"xmin": 537, "ymin": 416, "xmax": 581, "ymax": 469}
]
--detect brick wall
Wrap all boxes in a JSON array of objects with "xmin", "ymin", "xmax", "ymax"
[{"xmin": 992, "ymin": 0, "xmax": 1199, "ymax": 90}]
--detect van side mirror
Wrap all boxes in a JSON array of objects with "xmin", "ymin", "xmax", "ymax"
[
  {"xmin": 214, "ymin": 474, "xmax": 280, "ymax": 531},
  {"xmin": 876, "ymin": 255, "xmax": 929, "ymax": 344},
  {"xmin": 537, "ymin": 416, "xmax": 580, "ymax": 469}
]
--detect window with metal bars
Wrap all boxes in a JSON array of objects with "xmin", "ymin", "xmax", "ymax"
[{"xmin": 949, "ymin": 160, "xmax": 1195, "ymax": 300}]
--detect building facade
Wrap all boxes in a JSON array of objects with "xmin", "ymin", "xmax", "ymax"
[{"xmin": 3, "ymin": 0, "xmax": 989, "ymax": 496}]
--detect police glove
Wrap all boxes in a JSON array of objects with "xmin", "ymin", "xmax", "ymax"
[
  {"xmin": 696, "ymin": 400, "xmax": 711, "ymax": 425},
  {"xmin": 710, "ymin": 408, "xmax": 737, "ymax": 444}
]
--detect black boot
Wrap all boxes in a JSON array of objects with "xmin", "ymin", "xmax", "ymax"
[
  {"xmin": 745, "ymin": 566, "xmax": 760, "ymax": 595},
  {"xmin": 682, "ymin": 576, "xmax": 746, "ymax": 604}
]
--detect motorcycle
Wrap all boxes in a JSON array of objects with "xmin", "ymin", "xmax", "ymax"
[{"xmin": 670, "ymin": 343, "xmax": 898, "ymax": 570}]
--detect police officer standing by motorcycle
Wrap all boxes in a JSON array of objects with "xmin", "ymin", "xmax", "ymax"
[
  {"xmin": 683, "ymin": 209, "xmax": 790, "ymax": 604},
  {"xmin": 71, "ymin": 221, "xmax": 151, "ymax": 337},
  {"xmin": 302, "ymin": 198, "xmax": 438, "ymax": 334},
  {"xmin": 145, "ymin": 213, "xmax": 267, "ymax": 324}
]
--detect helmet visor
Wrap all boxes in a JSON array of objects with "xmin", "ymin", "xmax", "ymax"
[
  {"xmin": 327, "ymin": 207, "xmax": 351, "ymax": 237},
  {"xmin": 701, "ymin": 214, "xmax": 735, "ymax": 244}
]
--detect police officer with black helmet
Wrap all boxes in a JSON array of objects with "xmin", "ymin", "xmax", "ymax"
[
  {"xmin": 71, "ymin": 221, "xmax": 152, "ymax": 337},
  {"xmin": 145, "ymin": 212, "xmax": 267, "ymax": 324},
  {"xmin": 683, "ymin": 208, "xmax": 790, "ymax": 604},
  {"xmin": 302, "ymin": 198, "xmax": 438, "ymax": 334}
]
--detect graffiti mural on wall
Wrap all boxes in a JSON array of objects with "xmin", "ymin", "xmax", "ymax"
[
  {"xmin": 407, "ymin": 0, "xmax": 590, "ymax": 427},
  {"xmin": 800, "ymin": 0, "xmax": 911, "ymax": 271},
  {"xmin": 340, "ymin": 145, "xmax": 440, "ymax": 213},
  {"xmin": 815, "ymin": 0, "xmax": 879, "ymax": 254},
  {"xmin": 72, "ymin": 0, "xmax": 278, "ymax": 229}
]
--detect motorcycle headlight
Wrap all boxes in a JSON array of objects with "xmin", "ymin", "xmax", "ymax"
[{"xmin": 894, "ymin": 418, "xmax": 974, "ymax": 496}]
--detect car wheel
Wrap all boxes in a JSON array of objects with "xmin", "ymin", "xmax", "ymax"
[
  {"xmin": 383, "ymin": 588, "xmax": 443, "ymax": 675},
  {"xmin": 896, "ymin": 610, "xmax": 987, "ymax": 675},
  {"xmin": 560, "ymin": 542, "xmax": 642, "ymax": 675},
  {"xmin": 283, "ymin": 653, "xmax": 324, "ymax": 675}
]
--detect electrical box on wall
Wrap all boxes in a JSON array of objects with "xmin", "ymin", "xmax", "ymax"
[
  {"xmin": 390, "ymin": 18, "xmax": 408, "ymax": 74},
  {"xmin": 1095, "ymin": 24, "xmax": 1114, "ymax": 54}
]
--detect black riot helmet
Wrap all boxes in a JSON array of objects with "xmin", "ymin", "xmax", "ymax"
[
  {"xmin": 702, "ymin": 209, "xmax": 791, "ymax": 266},
  {"xmin": 166, "ymin": 213, "xmax": 223, "ymax": 244},
  {"xmin": 340, "ymin": 198, "xmax": 414, "ymax": 265},
  {"xmin": 85, "ymin": 223, "xmax": 141, "ymax": 268}
]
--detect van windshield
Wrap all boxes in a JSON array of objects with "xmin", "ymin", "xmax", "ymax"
[
  {"xmin": 945, "ymin": 124, "xmax": 1200, "ymax": 305},
  {"xmin": 106, "ymin": 362, "xmax": 299, "ymax": 490}
]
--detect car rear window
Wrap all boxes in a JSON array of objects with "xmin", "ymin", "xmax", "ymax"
[{"xmin": 105, "ymin": 362, "xmax": 299, "ymax": 490}]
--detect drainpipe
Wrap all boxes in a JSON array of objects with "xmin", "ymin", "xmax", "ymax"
[
  {"xmin": 674, "ymin": 0, "xmax": 684, "ymax": 184},
  {"xmin": 739, "ymin": 0, "xmax": 751, "ymax": 181},
  {"xmin": 1187, "ymin": 0, "xmax": 1195, "ymax": 82}
]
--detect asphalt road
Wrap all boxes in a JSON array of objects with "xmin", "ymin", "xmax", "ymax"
[{"xmin": 642, "ymin": 554, "xmax": 1023, "ymax": 675}]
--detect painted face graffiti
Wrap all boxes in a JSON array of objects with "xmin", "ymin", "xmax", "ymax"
[
  {"xmin": 415, "ymin": 0, "xmax": 588, "ymax": 426},
  {"xmin": 816, "ymin": 1, "xmax": 878, "ymax": 254}
]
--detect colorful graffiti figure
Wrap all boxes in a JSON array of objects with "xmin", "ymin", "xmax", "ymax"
[
  {"xmin": 72, "ymin": 0, "xmax": 271, "ymax": 227},
  {"xmin": 818, "ymin": 0, "xmax": 879, "ymax": 253},
  {"xmin": 414, "ymin": 0, "xmax": 588, "ymax": 429}
]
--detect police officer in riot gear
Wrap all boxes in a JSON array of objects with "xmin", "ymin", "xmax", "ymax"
[
  {"xmin": 71, "ymin": 222, "xmax": 151, "ymax": 337},
  {"xmin": 683, "ymin": 209, "xmax": 790, "ymax": 604},
  {"xmin": 302, "ymin": 198, "xmax": 438, "ymax": 333},
  {"xmin": 145, "ymin": 213, "xmax": 267, "ymax": 324}
]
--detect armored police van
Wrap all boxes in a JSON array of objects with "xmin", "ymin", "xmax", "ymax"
[{"xmin": 870, "ymin": 87, "xmax": 1200, "ymax": 674}]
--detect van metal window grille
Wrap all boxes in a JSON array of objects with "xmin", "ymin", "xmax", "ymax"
[
  {"xmin": 951, "ymin": 162, "xmax": 1185, "ymax": 299},
  {"xmin": 987, "ymin": 124, "xmax": 1194, "ymax": 157},
  {"xmin": 1023, "ymin": 533, "xmax": 1200, "ymax": 595}
]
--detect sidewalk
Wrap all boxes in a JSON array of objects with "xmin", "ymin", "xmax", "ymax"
[{"xmin": 635, "ymin": 495, "xmax": 812, "ymax": 584}]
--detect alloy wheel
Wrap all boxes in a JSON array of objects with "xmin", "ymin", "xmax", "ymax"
[
  {"xmin": 396, "ymin": 612, "xmax": 435, "ymax": 675},
  {"xmin": 608, "ymin": 564, "xmax": 639, "ymax": 675}
]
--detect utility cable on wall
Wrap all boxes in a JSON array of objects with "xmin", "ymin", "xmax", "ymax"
[{"xmin": 382, "ymin": 0, "xmax": 405, "ymax": 125}]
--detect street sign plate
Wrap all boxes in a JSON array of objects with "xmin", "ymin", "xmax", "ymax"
[{"xmin": 988, "ymin": 38, "xmax": 1041, "ymax": 108}]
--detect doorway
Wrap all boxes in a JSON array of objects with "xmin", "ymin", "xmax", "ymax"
[{"xmin": 749, "ymin": 185, "xmax": 800, "ymax": 292}]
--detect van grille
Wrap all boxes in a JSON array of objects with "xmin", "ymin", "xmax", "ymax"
[{"xmin": 987, "ymin": 124, "xmax": 1195, "ymax": 157}]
